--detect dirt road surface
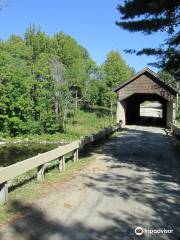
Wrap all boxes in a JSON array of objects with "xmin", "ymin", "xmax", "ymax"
[{"xmin": 0, "ymin": 126, "xmax": 180, "ymax": 240}]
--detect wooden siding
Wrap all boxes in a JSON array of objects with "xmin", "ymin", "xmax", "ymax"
[{"xmin": 117, "ymin": 73, "xmax": 176, "ymax": 102}]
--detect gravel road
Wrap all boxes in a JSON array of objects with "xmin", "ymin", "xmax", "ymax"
[{"xmin": 1, "ymin": 126, "xmax": 180, "ymax": 240}]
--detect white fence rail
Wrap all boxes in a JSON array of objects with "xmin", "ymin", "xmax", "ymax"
[
  {"xmin": 0, "ymin": 124, "xmax": 120, "ymax": 204},
  {"xmin": 170, "ymin": 123, "xmax": 180, "ymax": 137}
]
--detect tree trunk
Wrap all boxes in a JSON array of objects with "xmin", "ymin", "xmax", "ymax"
[
  {"xmin": 75, "ymin": 90, "xmax": 78, "ymax": 110},
  {"xmin": 54, "ymin": 92, "xmax": 59, "ymax": 115},
  {"xmin": 111, "ymin": 100, "xmax": 114, "ymax": 122}
]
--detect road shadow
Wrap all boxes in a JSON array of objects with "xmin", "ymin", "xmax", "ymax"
[
  {"xmin": 0, "ymin": 127, "xmax": 180, "ymax": 240},
  {"xmin": 83, "ymin": 127, "xmax": 180, "ymax": 239},
  {"xmin": 0, "ymin": 199, "xmax": 164, "ymax": 240}
]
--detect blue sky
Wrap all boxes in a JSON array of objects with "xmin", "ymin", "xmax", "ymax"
[{"xmin": 0, "ymin": 0, "xmax": 167, "ymax": 72}]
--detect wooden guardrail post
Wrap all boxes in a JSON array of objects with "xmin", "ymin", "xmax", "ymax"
[
  {"xmin": 37, "ymin": 164, "xmax": 46, "ymax": 181},
  {"xmin": 0, "ymin": 182, "xmax": 8, "ymax": 204},
  {"xmin": 73, "ymin": 149, "xmax": 79, "ymax": 162},
  {"xmin": 62, "ymin": 156, "xmax": 65, "ymax": 170},
  {"xmin": 59, "ymin": 156, "xmax": 63, "ymax": 171},
  {"xmin": 37, "ymin": 153, "xmax": 46, "ymax": 181},
  {"xmin": 59, "ymin": 156, "xmax": 65, "ymax": 171}
]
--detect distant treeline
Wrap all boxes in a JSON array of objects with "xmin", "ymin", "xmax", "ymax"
[{"xmin": 0, "ymin": 25, "xmax": 134, "ymax": 136}]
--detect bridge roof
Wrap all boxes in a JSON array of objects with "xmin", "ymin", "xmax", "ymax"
[{"xmin": 113, "ymin": 67, "xmax": 178, "ymax": 95}]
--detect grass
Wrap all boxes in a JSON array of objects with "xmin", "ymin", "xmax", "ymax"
[
  {"xmin": 0, "ymin": 153, "xmax": 96, "ymax": 226},
  {"xmin": 0, "ymin": 105, "xmax": 116, "ymax": 225},
  {"xmin": 1, "ymin": 106, "xmax": 115, "ymax": 142}
]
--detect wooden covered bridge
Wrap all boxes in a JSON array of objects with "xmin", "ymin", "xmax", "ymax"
[
  {"xmin": 114, "ymin": 68, "xmax": 178, "ymax": 128},
  {"xmin": 0, "ymin": 68, "xmax": 180, "ymax": 239}
]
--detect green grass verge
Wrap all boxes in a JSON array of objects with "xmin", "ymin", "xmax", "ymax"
[
  {"xmin": 1, "ymin": 107, "xmax": 115, "ymax": 142},
  {"xmin": 0, "ymin": 154, "xmax": 95, "ymax": 226}
]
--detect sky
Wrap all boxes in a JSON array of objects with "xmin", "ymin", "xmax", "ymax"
[{"xmin": 0, "ymin": 0, "xmax": 167, "ymax": 72}]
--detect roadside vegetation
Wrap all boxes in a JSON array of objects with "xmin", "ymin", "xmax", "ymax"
[
  {"xmin": 0, "ymin": 26, "xmax": 131, "ymax": 219},
  {"xmin": 0, "ymin": 153, "xmax": 97, "ymax": 225},
  {"xmin": 158, "ymin": 71, "xmax": 180, "ymax": 125},
  {"xmin": 0, "ymin": 26, "xmax": 133, "ymax": 140},
  {"xmin": 1, "ymin": 107, "xmax": 115, "ymax": 142}
]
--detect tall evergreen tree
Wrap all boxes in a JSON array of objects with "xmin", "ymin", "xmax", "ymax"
[
  {"xmin": 158, "ymin": 70, "xmax": 177, "ymax": 88},
  {"xmin": 116, "ymin": 0, "xmax": 180, "ymax": 80}
]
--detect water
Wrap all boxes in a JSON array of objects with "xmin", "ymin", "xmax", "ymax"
[{"xmin": 0, "ymin": 143, "xmax": 59, "ymax": 167}]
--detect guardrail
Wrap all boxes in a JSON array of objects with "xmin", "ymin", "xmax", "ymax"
[
  {"xmin": 170, "ymin": 122, "xmax": 180, "ymax": 138},
  {"xmin": 0, "ymin": 124, "xmax": 120, "ymax": 204}
]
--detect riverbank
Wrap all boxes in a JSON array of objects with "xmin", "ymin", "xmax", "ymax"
[
  {"xmin": 0, "ymin": 140, "xmax": 68, "ymax": 145},
  {"xmin": 0, "ymin": 107, "xmax": 115, "ymax": 144}
]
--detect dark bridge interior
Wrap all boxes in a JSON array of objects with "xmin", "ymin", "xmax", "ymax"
[{"xmin": 125, "ymin": 93, "xmax": 167, "ymax": 126}]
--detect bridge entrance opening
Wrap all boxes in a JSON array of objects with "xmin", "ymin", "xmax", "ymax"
[
  {"xmin": 125, "ymin": 93, "xmax": 167, "ymax": 127},
  {"xmin": 115, "ymin": 68, "xmax": 177, "ymax": 128},
  {"xmin": 139, "ymin": 101, "xmax": 163, "ymax": 126}
]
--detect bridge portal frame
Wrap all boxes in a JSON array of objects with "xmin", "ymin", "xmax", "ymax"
[{"xmin": 114, "ymin": 68, "xmax": 178, "ymax": 128}]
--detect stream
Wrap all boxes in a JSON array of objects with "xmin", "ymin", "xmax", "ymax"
[{"xmin": 0, "ymin": 143, "xmax": 59, "ymax": 167}]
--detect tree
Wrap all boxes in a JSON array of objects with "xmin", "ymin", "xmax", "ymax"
[
  {"xmin": 158, "ymin": 70, "xmax": 177, "ymax": 88},
  {"xmin": 86, "ymin": 80, "xmax": 107, "ymax": 106},
  {"xmin": 52, "ymin": 33, "xmax": 95, "ymax": 109},
  {"xmin": 24, "ymin": 25, "xmax": 50, "ymax": 121},
  {"xmin": 0, "ymin": 39, "xmax": 34, "ymax": 136},
  {"xmin": 116, "ymin": 0, "xmax": 180, "ymax": 80},
  {"xmin": 0, "ymin": 25, "xmax": 130, "ymax": 137},
  {"xmin": 25, "ymin": 25, "xmax": 50, "ymax": 72},
  {"xmin": 52, "ymin": 32, "xmax": 81, "ymax": 68},
  {"xmin": 50, "ymin": 58, "xmax": 72, "ymax": 132},
  {"xmin": 33, "ymin": 52, "xmax": 55, "ymax": 133},
  {"xmin": 104, "ymin": 50, "xmax": 132, "ymax": 88},
  {"xmin": 103, "ymin": 51, "xmax": 132, "ymax": 120}
]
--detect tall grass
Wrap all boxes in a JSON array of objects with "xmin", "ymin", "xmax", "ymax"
[{"xmin": 1, "ymin": 106, "xmax": 115, "ymax": 142}]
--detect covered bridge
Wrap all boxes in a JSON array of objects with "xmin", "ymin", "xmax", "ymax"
[{"xmin": 114, "ymin": 68, "xmax": 178, "ymax": 128}]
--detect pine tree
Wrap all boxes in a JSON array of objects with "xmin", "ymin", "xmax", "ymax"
[{"xmin": 116, "ymin": 0, "xmax": 180, "ymax": 80}]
